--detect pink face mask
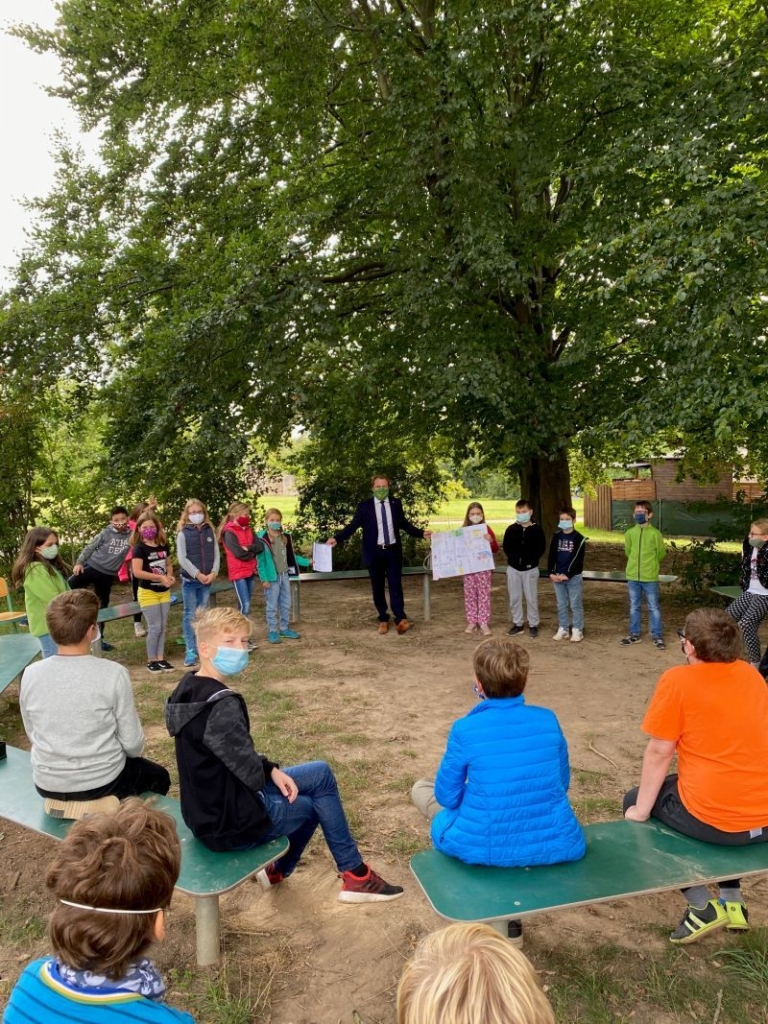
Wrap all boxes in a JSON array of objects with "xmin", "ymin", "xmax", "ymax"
[{"xmin": 141, "ymin": 528, "xmax": 158, "ymax": 540}]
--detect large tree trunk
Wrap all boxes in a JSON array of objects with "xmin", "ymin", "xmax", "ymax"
[{"xmin": 519, "ymin": 452, "xmax": 572, "ymax": 540}]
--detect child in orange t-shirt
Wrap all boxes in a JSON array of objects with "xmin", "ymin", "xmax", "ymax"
[{"xmin": 623, "ymin": 608, "xmax": 768, "ymax": 945}]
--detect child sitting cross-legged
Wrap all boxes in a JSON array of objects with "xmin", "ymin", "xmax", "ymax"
[
  {"xmin": 165, "ymin": 606, "xmax": 404, "ymax": 902},
  {"xmin": 411, "ymin": 638, "xmax": 585, "ymax": 941},
  {"xmin": 2, "ymin": 799, "xmax": 195, "ymax": 1023}
]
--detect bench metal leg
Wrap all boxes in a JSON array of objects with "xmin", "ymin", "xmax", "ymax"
[
  {"xmin": 290, "ymin": 581, "xmax": 301, "ymax": 623},
  {"xmin": 423, "ymin": 573, "xmax": 431, "ymax": 622},
  {"xmin": 195, "ymin": 894, "xmax": 221, "ymax": 966}
]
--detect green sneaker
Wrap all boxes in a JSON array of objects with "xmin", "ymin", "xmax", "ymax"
[
  {"xmin": 670, "ymin": 899, "xmax": 728, "ymax": 944},
  {"xmin": 723, "ymin": 900, "xmax": 750, "ymax": 932}
]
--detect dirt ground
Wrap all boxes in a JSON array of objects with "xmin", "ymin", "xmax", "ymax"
[{"xmin": 1, "ymin": 545, "xmax": 766, "ymax": 1023}]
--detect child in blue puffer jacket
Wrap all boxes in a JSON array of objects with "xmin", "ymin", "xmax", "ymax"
[{"xmin": 411, "ymin": 638, "xmax": 585, "ymax": 870}]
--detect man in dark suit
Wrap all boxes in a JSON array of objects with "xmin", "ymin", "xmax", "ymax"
[{"xmin": 327, "ymin": 475, "xmax": 431, "ymax": 634}]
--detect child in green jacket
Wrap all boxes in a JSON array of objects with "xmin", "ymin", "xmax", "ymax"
[
  {"xmin": 621, "ymin": 501, "xmax": 667, "ymax": 650},
  {"xmin": 12, "ymin": 527, "xmax": 70, "ymax": 658},
  {"xmin": 256, "ymin": 508, "xmax": 310, "ymax": 644}
]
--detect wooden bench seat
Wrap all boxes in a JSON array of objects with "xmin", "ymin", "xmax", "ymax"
[
  {"xmin": 0, "ymin": 746, "xmax": 288, "ymax": 966},
  {"xmin": 410, "ymin": 819, "xmax": 768, "ymax": 932}
]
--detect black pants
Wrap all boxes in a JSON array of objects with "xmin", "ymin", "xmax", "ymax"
[
  {"xmin": 368, "ymin": 548, "xmax": 406, "ymax": 623},
  {"xmin": 623, "ymin": 774, "xmax": 768, "ymax": 893},
  {"xmin": 68, "ymin": 565, "xmax": 115, "ymax": 637},
  {"xmin": 37, "ymin": 756, "xmax": 171, "ymax": 801}
]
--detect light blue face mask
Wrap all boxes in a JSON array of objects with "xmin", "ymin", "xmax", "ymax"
[
  {"xmin": 267, "ymin": 521, "xmax": 283, "ymax": 531},
  {"xmin": 516, "ymin": 512, "xmax": 531, "ymax": 524},
  {"xmin": 558, "ymin": 520, "xmax": 573, "ymax": 531},
  {"xmin": 211, "ymin": 647, "xmax": 249, "ymax": 675}
]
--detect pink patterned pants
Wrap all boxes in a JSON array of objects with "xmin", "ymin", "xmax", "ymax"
[{"xmin": 463, "ymin": 570, "xmax": 493, "ymax": 626}]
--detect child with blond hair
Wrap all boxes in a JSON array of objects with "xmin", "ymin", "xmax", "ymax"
[
  {"xmin": 165, "ymin": 607, "xmax": 404, "ymax": 902},
  {"xmin": 397, "ymin": 922, "xmax": 555, "ymax": 1024}
]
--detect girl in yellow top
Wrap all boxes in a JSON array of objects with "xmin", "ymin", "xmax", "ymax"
[
  {"xmin": 12, "ymin": 527, "xmax": 70, "ymax": 658},
  {"xmin": 131, "ymin": 511, "xmax": 175, "ymax": 674}
]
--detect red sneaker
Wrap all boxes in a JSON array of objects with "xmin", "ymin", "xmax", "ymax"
[
  {"xmin": 338, "ymin": 865, "xmax": 404, "ymax": 903},
  {"xmin": 255, "ymin": 864, "xmax": 284, "ymax": 890}
]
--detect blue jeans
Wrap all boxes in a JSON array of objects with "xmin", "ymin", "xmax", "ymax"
[
  {"xmin": 38, "ymin": 633, "xmax": 57, "ymax": 659},
  {"xmin": 264, "ymin": 572, "xmax": 291, "ymax": 632},
  {"xmin": 232, "ymin": 576, "xmax": 254, "ymax": 616},
  {"xmin": 259, "ymin": 761, "xmax": 362, "ymax": 875},
  {"xmin": 554, "ymin": 575, "xmax": 584, "ymax": 630},
  {"xmin": 628, "ymin": 580, "xmax": 663, "ymax": 639},
  {"xmin": 182, "ymin": 579, "xmax": 212, "ymax": 655}
]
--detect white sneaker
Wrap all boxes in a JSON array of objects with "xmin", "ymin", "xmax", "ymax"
[
  {"xmin": 553, "ymin": 627, "xmax": 569, "ymax": 641},
  {"xmin": 134, "ymin": 622, "xmax": 147, "ymax": 638},
  {"xmin": 570, "ymin": 628, "xmax": 584, "ymax": 643}
]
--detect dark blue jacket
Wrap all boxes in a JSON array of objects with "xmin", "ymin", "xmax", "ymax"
[
  {"xmin": 178, "ymin": 523, "xmax": 219, "ymax": 582},
  {"xmin": 334, "ymin": 496, "xmax": 424, "ymax": 567}
]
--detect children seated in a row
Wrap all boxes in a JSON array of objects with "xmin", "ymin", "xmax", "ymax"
[
  {"xmin": 461, "ymin": 502, "xmax": 498, "ymax": 635},
  {"xmin": 165, "ymin": 607, "xmax": 402, "ymax": 902},
  {"xmin": 20, "ymin": 590, "xmax": 169, "ymax": 819},
  {"xmin": 2, "ymin": 799, "xmax": 195, "ymax": 1023}
]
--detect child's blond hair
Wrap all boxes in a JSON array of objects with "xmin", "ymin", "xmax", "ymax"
[
  {"xmin": 193, "ymin": 606, "xmax": 253, "ymax": 645},
  {"xmin": 397, "ymin": 923, "xmax": 554, "ymax": 1024},
  {"xmin": 751, "ymin": 518, "xmax": 768, "ymax": 535}
]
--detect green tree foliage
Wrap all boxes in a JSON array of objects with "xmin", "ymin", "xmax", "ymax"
[{"xmin": 3, "ymin": 0, "xmax": 768, "ymax": 535}]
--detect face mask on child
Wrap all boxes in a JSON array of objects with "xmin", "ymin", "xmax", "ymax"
[
  {"xmin": 211, "ymin": 647, "xmax": 249, "ymax": 675},
  {"xmin": 141, "ymin": 528, "xmax": 158, "ymax": 540},
  {"xmin": 469, "ymin": 513, "xmax": 484, "ymax": 524},
  {"xmin": 236, "ymin": 515, "xmax": 250, "ymax": 528},
  {"xmin": 516, "ymin": 512, "xmax": 531, "ymax": 524},
  {"xmin": 558, "ymin": 520, "xmax": 573, "ymax": 531},
  {"xmin": 267, "ymin": 521, "xmax": 283, "ymax": 532},
  {"xmin": 749, "ymin": 537, "xmax": 766, "ymax": 548},
  {"xmin": 634, "ymin": 513, "xmax": 648, "ymax": 525},
  {"xmin": 189, "ymin": 513, "xmax": 204, "ymax": 525},
  {"xmin": 40, "ymin": 544, "xmax": 59, "ymax": 560}
]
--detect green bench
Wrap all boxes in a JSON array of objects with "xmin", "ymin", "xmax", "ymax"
[
  {"xmin": 410, "ymin": 819, "xmax": 768, "ymax": 935},
  {"xmin": 287, "ymin": 566, "xmax": 431, "ymax": 622},
  {"xmin": 0, "ymin": 603, "xmax": 148, "ymax": 690},
  {"xmin": 0, "ymin": 746, "xmax": 288, "ymax": 966},
  {"xmin": 709, "ymin": 586, "xmax": 741, "ymax": 600},
  {"xmin": 0, "ymin": 634, "xmax": 42, "ymax": 696}
]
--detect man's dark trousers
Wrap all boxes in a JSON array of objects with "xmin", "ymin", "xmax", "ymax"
[{"xmin": 369, "ymin": 547, "xmax": 405, "ymax": 623}]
